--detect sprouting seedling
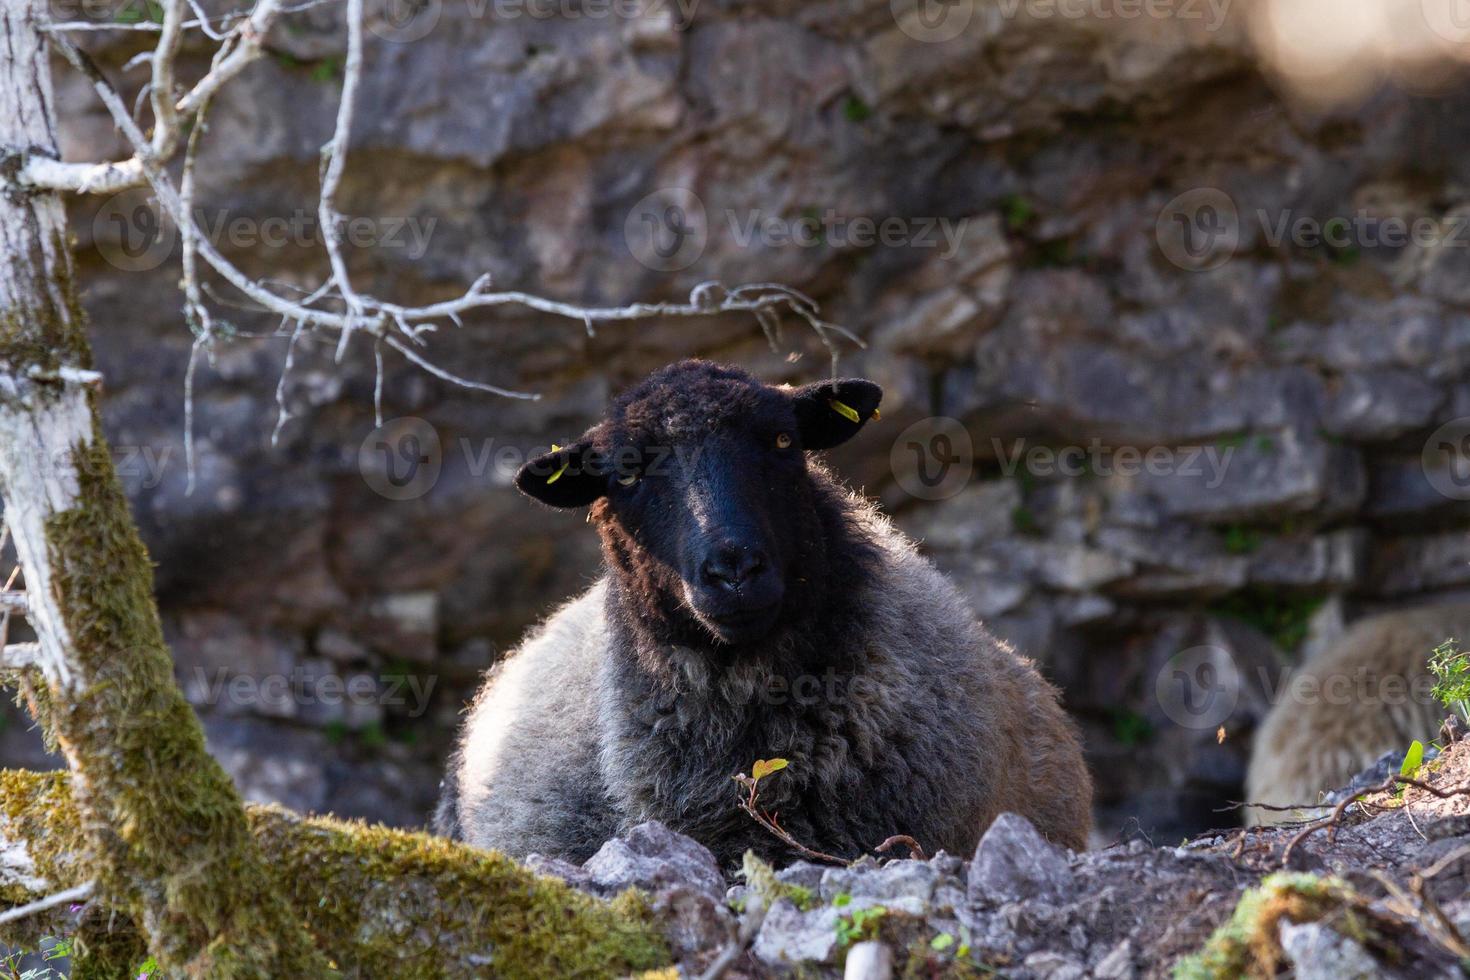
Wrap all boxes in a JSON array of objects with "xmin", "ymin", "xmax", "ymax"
[
  {"xmin": 734, "ymin": 757, "xmax": 789, "ymax": 809},
  {"xmin": 752, "ymin": 757, "xmax": 788, "ymax": 782},
  {"xmin": 1400, "ymin": 739, "xmax": 1424, "ymax": 778},
  {"xmin": 1429, "ymin": 640, "xmax": 1470, "ymax": 725}
]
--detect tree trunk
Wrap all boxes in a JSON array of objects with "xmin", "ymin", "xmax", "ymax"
[{"xmin": 0, "ymin": 1, "xmax": 327, "ymax": 972}]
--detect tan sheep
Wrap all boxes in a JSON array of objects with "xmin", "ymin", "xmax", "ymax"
[{"xmin": 1244, "ymin": 603, "xmax": 1470, "ymax": 826}]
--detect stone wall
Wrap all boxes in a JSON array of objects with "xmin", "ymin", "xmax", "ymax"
[{"xmin": 9, "ymin": 0, "xmax": 1470, "ymax": 838}]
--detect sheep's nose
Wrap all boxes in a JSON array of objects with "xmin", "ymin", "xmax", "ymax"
[{"xmin": 701, "ymin": 543, "xmax": 767, "ymax": 590}]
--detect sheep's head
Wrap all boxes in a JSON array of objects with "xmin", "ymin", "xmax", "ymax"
[{"xmin": 515, "ymin": 360, "xmax": 882, "ymax": 646}]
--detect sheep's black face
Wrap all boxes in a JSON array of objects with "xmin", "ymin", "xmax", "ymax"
[{"xmin": 514, "ymin": 360, "xmax": 882, "ymax": 646}]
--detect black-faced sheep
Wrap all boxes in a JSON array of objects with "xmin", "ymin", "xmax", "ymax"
[
  {"xmin": 434, "ymin": 360, "xmax": 1092, "ymax": 865},
  {"xmin": 1245, "ymin": 603, "xmax": 1470, "ymax": 826}
]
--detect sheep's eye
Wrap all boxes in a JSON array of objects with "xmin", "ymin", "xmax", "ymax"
[
  {"xmin": 775, "ymin": 432, "xmax": 793, "ymax": 450},
  {"xmin": 617, "ymin": 472, "xmax": 640, "ymax": 487}
]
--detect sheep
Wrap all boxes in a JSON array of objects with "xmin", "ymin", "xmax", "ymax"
[
  {"xmin": 1245, "ymin": 602, "xmax": 1470, "ymax": 826},
  {"xmin": 433, "ymin": 360, "xmax": 1092, "ymax": 866}
]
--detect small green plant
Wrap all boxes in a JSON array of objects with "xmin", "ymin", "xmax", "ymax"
[
  {"xmin": 842, "ymin": 95, "xmax": 871, "ymax": 123},
  {"xmin": 1429, "ymin": 640, "xmax": 1470, "ymax": 724},
  {"xmin": 311, "ymin": 57, "xmax": 344, "ymax": 83},
  {"xmin": 833, "ymin": 897, "xmax": 886, "ymax": 948},
  {"xmin": 1400, "ymin": 739, "xmax": 1424, "ymax": 778},
  {"xmin": 1209, "ymin": 592, "xmax": 1325, "ymax": 654},
  {"xmin": 1001, "ymin": 194, "xmax": 1035, "ymax": 231},
  {"xmin": 1220, "ymin": 525, "xmax": 1261, "ymax": 556},
  {"xmin": 0, "ymin": 935, "xmax": 73, "ymax": 980},
  {"xmin": 1110, "ymin": 708, "xmax": 1154, "ymax": 747},
  {"xmin": 1174, "ymin": 874, "xmax": 1356, "ymax": 980},
  {"xmin": 115, "ymin": 0, "xmax": 164, "ymax": 24}
]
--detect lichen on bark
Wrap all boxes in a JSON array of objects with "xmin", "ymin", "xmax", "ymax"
[{"xmin": 0, "ymin": 770, "xmax": 673, "ymax": 978}]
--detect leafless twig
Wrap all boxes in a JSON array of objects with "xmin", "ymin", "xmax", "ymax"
[
  {"xmin": 875, "ymin": 835, "xmax": 927, "ymax": 861},
  {"xmin": 23, "ymin": 0, "xmax": 864, "ymax": 496},
  {"xmin": 733, "ymin": 770, "xmax": 847, "ymax": 866},
  {"xmin": 0, "ymin": 882, "xmax": 93, "ymax": 925},
  {"xmin": 1281, "ymin": 775, "xmax": 1470, "ymax": 865}
]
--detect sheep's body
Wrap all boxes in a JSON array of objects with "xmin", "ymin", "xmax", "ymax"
[
  {"xmin": 436, "ymin": 492, "xmax": 1091, "ymax": 865},
  {"xmin": 1245, "ymin": 603, "xmax": 1470, "ymax": 826}
]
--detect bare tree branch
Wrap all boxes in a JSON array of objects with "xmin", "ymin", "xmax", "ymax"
[{"xmin": 0, "ymin": 882, "xmax": 93, "ymax": 926}]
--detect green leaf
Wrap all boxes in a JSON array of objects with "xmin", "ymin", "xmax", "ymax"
[
  {"xmin": 931, "ymin": 933, "xmax": 956, "ymax": 951},
  {"xmin": 751, "ymin": 758, "xmax": 788, "ymax": 782},
  {"xmin": 1401, "ymin": 739, "xmax": 1425, "ymax": 777}
]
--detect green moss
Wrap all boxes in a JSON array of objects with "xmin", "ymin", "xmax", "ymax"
[
  {"xmin": 740, "ymin": 852, "xmax": 818, "ymax": 911},
  {"xmin": 0, "ymin": 771, "xmax": 672, "ymax": 978},
  {"xmin": 1173, "ymin": 874, "xmax": 1369, "ymax": 979},
  {"xmin": 1001, "ymin": 194, "xmax": 1035, "ymax": 231},
  {"xmin": 37, "ymin": 416, "xmax": 327, "ymax": 975},
  {"xmin": 1209, "ymin": 592, "xmax": 1326, "ymax": 654},
  {"xmin": 1218, "ymin": 524, "xmax": 1261, "ymax": 556},
  {"xmin": 842, "ymin": 95, "xmax": 872, "ymax": 123},
  {"xmin": 0, "ymin": 232, "xmax": 92, "ymax": 377}
]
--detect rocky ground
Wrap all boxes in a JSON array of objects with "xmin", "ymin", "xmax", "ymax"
[{"xmin": 541, "ymin": 726, "xmax": 1470, "ymax": 978}]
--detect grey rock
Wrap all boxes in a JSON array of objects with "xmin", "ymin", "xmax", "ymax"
[
  {"xmin": 927, "ymin": 850, "xmax": 966, "ymax": 879},
  {"xmin": 1143, "ymin": 428, "xmax": 1365, "ymax": 522},
  {"xmin": 583, "ymin": 822, "xmax": 726, "ymax": 902},
  {"xmin": 1278, "ymin": 922, "xmax": 1380, "ymax": 980},
  {"xmin": 1021, "ymin": 951, "xmax": 1088, "ymax": 980},
  {"xmin": 753, "ymin": 900, "xmax": 842, "ymax": 966},
  {"xmin": 1097, "ymin": 524, "xmax": 1247, "ymax": 599},
  {"xmin": 897, "ymin": 480, "xmax": 1022, "ymax": 553},
  {"xmin": 1369, "ymin": 532, "xmax": 1470, "ymax": 595},
  {"xmin": 524, "ymin": 854, "xmax": 595, "ymax": 891},
  {"xmin": 1246, "ymin": 530, "xmax": 1365, "ymax": 589},
  {"xmin": 1365, "ymin": 456, "xmax": 1469, "ymax": 520},
  {"xmin": 1092, "ymin": 939, "xmax": 1136, "ymax": 979},
  {"xmin": 970, "ymin": 814, "xmax": 1075, "ymax": 906},
  {"xmin": 821, "ymin": 859, "xmax": 938, "ymax": 915},
  {"xmin": 651, "ymin": 883, "xmax": 734, "ymax": 957},
  {"xmin": 1322, "ymin": 369, "xmax": 1444, "ymax": 441},
  {"xmin": 775, "ymin": 861, "xmax": 827, "ymax": 892}
]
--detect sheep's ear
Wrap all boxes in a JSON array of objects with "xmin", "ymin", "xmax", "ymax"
[
  {"xmin": 790, "ymin": 378, "xmax": 883, "ymax": 450},
  {"xmin": 515, "ymin": 441, "xmax": 604, "ymax": 508}
]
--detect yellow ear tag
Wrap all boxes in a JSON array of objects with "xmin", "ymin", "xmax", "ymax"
[
  {"xmin": 546, "ymin": 443, "xmax": 570, "ymax": 484},
  {"xmin": 870, "ymin": 408, "xmax": 881, "ymax": 421},
  {"xmin": 829, "ymin": 399, "xmax": 860, "ymax": 423}
]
